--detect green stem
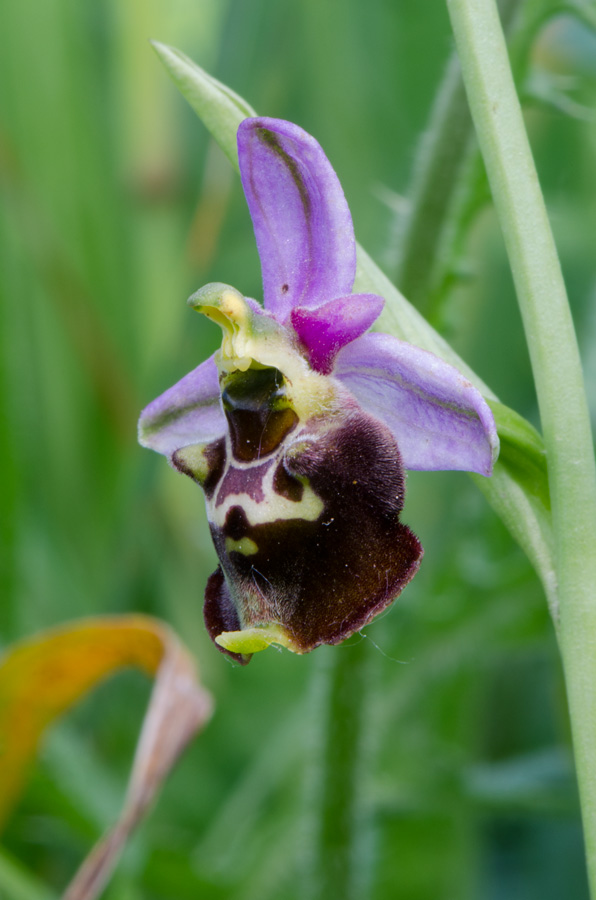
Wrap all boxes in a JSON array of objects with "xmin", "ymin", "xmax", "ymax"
[
  {"xmin": 446, "ymin": 0, "xmax": 596, "ymax": 891},
  {"xmin": 305, "ymin": 640, "xmax": 373, "ymax": 900},
  {"xmin": 394, "ymin": 52, "xmax": 472, "ymax": 312},
  {"xmin": 395, "ymin": 0, "xmax": 520, "ymax": 314}
]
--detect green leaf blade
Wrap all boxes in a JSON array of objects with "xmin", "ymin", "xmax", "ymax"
[{"xmin": 151, "ymin": 42, "xmax": 256, "ymax": 166}]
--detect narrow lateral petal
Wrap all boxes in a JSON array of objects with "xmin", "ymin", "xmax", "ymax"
[
  {"xmin": 238, "ymin": 117, "xmax": 356, "ymax": 321},
  {"xmin": 138, "ymin": 354, "xmax": 225, "ymax": 457},
  {"xmin": 334, "ymin": 333, "xmax": 499, "ymax": 476},
  {"xmin": 290, "ymin": 293, "xmax": 384, "ymax": 374}
]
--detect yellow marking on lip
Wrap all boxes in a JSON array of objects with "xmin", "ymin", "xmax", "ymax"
[
  {"xmin": 215, "ymin": 624, "xmax": 302, "ymax": 655},
  {"xmin": 225, "ymin": 536, "xmax": 258, "ymax": 556},
  {"xmin": 174, "ymin": 443, "xmax": 210, "ymax": 483}
]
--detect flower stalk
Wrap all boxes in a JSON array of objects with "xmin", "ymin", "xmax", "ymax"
[
  {"xmin": 446, "ymin": 0, "xmax": 596, "ymax": 890},
  {"xmin": 305, "ymin": 640, "xmax": 373, "ymax": 900}
]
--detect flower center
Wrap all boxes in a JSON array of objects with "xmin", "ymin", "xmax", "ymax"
[
  {"xmin": 188, "ymin": 282, "xmax": 286, "ymax": 374},
  {"xmin": 221, "ymin": 366, "xmax": 298, "ymax": 461},
  {"xmin": 187, "ymin": 282, "xmax": 338, "ymax": 424}
]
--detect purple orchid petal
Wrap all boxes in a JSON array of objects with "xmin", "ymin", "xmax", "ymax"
[
  {"xmin": 138, "ymin": 354, "xmax": 225, "ymax": 457},
  {"xmin": 290, "ymin": 293, "xmax": 385, "ymax": 374},
  {"xmin": 238, "ymin": 117, "xmax": 356, "ymax": 321},
  {"xmin": 334, "ymin": 333, "xmax": 499, "ymax": 476}
]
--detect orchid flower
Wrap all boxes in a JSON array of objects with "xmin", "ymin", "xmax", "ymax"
[{"xmin": 139, "ymin": 118, "xmax": 498, "ymax": 665}]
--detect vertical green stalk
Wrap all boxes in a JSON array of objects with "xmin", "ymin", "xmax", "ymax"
[
  {"xmin": 394, "ymin": 51, "xmax": 472, "ymax": 312},
  {"xmin": 446, "ymin": 0, "xmax": 596, "ymax": 892},
  {"xmin": 395, "ymin": 0, "xmax": 520, "ymax": 315},
  {"xmin": 305, "ymin": 639, "xmax": 372, "ymax": 900}
]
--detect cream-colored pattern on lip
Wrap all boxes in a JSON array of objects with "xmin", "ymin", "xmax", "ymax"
[{"xmin": 208, "ymin": 436, "xmax": 323, "ymax": 528}]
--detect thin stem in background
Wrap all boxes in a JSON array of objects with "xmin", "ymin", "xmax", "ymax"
[
  {"xmin": 394, "ymin": 51, "xmax": 473, "ymax": 314},
  {"xmin": 446, "ymin": 0, "xmax": 596, "ymax": 893},
  {"xmin": 304, "ymin": 639, "xmax": 373, "ymax": 900},
  {"xmin": 393, "ymin": 0, "xmax": 572, "ymax": 324}
]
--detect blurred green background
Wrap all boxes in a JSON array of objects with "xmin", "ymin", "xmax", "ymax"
[{"xmin": 1, "ymin": 0, "xmax": 595, "ymax": 898}]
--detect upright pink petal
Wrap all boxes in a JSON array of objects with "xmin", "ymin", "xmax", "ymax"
[
  {"xmin": 238, "ymin": 118, "xmax": 356, "ymax": 321},
  {"xmin": 291, "ymin": 293, "xmax": 384, "ymax": 374}
]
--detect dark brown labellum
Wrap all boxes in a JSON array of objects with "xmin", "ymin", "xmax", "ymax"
[{"xmin": 189, "ymin": 367, "xmax": 423, "ymax": 663}]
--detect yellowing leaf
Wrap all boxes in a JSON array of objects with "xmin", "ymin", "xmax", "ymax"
[{"xmin": 0, "ymin": 615, "xmax": 213, "ymax": 899}]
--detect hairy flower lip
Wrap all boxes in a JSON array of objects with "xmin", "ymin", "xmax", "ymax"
[{"xmin": 139, "ymin": 116, "xmax": 499, "ymax": 664}]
